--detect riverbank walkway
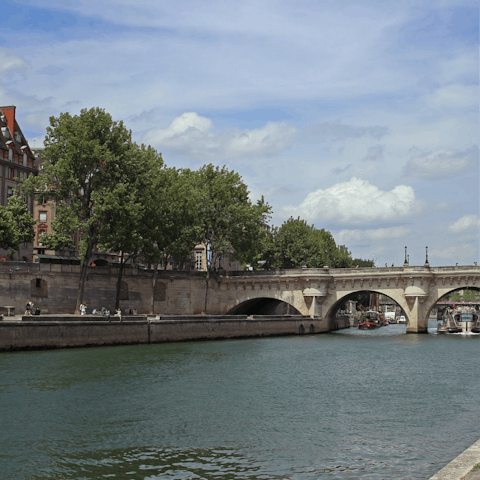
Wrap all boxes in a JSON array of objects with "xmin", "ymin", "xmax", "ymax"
[{"xmin": 430, "ymin": 439, "xmax": 480, "ymax": 479}]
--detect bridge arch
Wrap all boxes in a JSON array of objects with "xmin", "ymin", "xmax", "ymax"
[
  {"xmin": 424, "ymin": 285, "xmax": 480, "ymax": 319},
  {"xmin": 227, "ymin": 297, "xmax": 302, "ymax": 315},
  {"xmin": 322, "ymin": 289, "xmax": 410, "ymax": 329}
]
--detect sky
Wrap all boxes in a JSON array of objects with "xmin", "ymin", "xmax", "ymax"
[{"xmin": 1, "ymin": 0, "xmax": 478, "ymax": 267}]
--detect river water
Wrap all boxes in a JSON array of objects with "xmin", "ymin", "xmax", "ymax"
[{"xmin": 1, "ymin": 320, "xmax": 479, "ymax": 480}]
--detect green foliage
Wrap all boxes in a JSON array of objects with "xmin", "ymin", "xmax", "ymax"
[
  {"xmin": 95, "ymin": 144, "xmax": 163, "ymax": 262},
  {"xmin": 193, "ymin": 164, "xmax": 272, "ymax": 271},
  {"xmin": 462, "ymin": 289, "xmax": 479, "ymax": 302},
  {"xmin": 0, "ymin": 193, "xmax": 35, "ymax": 258},
  {"xmin": 24, "ymin": 107, "xmax": 137, "ymax": 260},
  {"xmin": 0, "ymin": 205, "xmax": 17, "ymax": 253},
  {"xmin": 443, "ymin": 289, "xmax": 479, "ymax": 302},
  {"xmin": 139, "ymin": 167, "xmax": 203, "ymax": 267},
  {"xmin": 351, "ymin": 258, "xmax": 375, "ymax": 267},
  {"xmin": 263, "ymin": 216, "xmax": 369, "ymax": 269},
  {"xmin": 38, "ymin": 200, "xmax": 76, "ymax": 253}
]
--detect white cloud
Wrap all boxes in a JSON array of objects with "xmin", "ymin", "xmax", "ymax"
[
  {"xmin": 425, "ymin": 84, "xmax": 478, "ymax": 111},
  {"xmin": 448, "ymin": 215, "xmax": 480, "ymax": 234},
  {"xmin": 404, "ymin": 145, "xmax": 478, "ymax": 180},
  {"xmin": 0, "ymin": 48, "xmax": 30, "ymax": 77},
  {"xmin": 336, "ymin": 226, "xmax": 411, "ymax": 244},
  {"xmin": 144, "ymin": 112, "xmax": 298, "ymax": 158},
  {"xmin": 282, "ymin": 177, "xmax": 420, "ymax": 225},
  {"xmin": 429, "ymin": 243, "xmax": 478, "ymax": 261}
]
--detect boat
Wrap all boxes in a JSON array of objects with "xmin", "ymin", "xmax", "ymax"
[
  {"xmin": 437, "ymin": 307, "xmax": 480, "ymax": 334},
  {"xmin": 358, "ymin": 310, "xmax": 382, "ymax": 330}
]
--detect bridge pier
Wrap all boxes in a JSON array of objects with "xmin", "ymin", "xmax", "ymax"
[{"xmin": 405, "ymin": 296, "xmax": 429, "ymax": 334}]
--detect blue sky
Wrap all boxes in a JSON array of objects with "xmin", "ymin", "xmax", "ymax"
[{"xmin": 1, "ymin": 0, "xmax": 478, "ymax": 266}]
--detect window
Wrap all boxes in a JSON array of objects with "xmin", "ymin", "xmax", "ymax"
[
  {"xmin": 7, "ymin": 186, "xmax": 14, "ymax": 198},
  {"xmin": 39, "ymin": 211, "xmax": 47, "ymax": 222},
  {"xmin": 23, "ymin": 153, "xmax": 27, "ymax": 166},
  {"xmin": 195, "ymin": 252, "xmax": 203, "ymax": 270},
  {"xmin": 8, "ymin": 167, "xmax": 15, "ymax": 179},
  {"xmin": 8, "ymin": 148, "xmax": 13, "ymax": 161}
]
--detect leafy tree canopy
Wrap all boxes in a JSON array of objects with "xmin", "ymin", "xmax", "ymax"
[
  {"xmin": 24, "ymin": 107, "xmax": 157, "ymax": 310},
  {"xmin": 263, "ymin": 216, "xmax": 372, "ymax": 269},
  {"xmin": 0, "ymin": 193, "xmax": 35, "ymax": 258},
  {"xmin": 194, "ymin": 164, "xmax": 272, "ymax": 271}
]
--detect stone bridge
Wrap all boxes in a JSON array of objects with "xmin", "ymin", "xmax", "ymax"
[{"xmin": 209, "ymin": 265, "xmax": 480, "ymax": 333}]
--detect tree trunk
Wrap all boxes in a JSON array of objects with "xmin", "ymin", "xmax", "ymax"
[
  {"xmin": 75, "ymin": 237, "xmax": 95, "ymax": 314},
  {"xmin": 115, "ymin": 251, "xmax": 125, "ymax": 310},
  {"xmin": 152, "ymin": 263, "xmax": 158, "ymax": 314},
  {"xmin": 203, "ymin": 267, "xmax": 210, "ymax": 314}
]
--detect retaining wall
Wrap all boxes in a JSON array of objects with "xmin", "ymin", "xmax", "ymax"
[{"xmin": 0, "ymin": 314, "xmax": 349, "ymax": 351}]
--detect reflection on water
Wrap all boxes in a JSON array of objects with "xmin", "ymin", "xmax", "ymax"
[
  {"xmin": 31, "ymin": 447, "xmax": 282, "ymax": 480},
  {"xmin": 1, "ymin": 321, "xmax": 479, "ymax": 480}
]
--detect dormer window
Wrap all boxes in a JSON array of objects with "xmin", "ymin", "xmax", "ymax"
[
  {"xmin": 14, "ymin": 131, "xmax": 21, "ymax": 142},
  {"xmin": 1, "ymin": 127, "xmax": 9, "ymax": 138}
]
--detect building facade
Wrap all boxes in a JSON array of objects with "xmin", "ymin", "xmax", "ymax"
[{"xmin": 0, "ymin": 105, "xmax": 38, "ymax": 260}]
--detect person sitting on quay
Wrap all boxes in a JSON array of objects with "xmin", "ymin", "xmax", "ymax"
[
  {"xmin": 114, "ymin": 308, "xmax": 121, "ymax": 318},
  {"xmin": 34, "ymin": 307, "xmax": 41, "ymax": 315}
]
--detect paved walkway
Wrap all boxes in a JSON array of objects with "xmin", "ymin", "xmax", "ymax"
[
  {"xmin": 464, "ymin": 466, "xmax": 480, "ymax": 479},
  {"xmin": 430, "ymin": 440, "xmax": 480, "ymax": 480}
]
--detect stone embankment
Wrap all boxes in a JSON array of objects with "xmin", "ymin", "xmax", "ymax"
[
  {"xmin": 429, "ymin": 439, "xmax": 480, "ymax": 480},
  {"xmin": 0, "ymin": 314, "xmax": 350, "ymax": 351}
]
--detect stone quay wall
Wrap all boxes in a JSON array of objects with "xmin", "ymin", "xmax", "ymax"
[
  {"xmin": 0, "ymin": 315, "xmax": 346, "ymax": 351},
  {"xmin": 0, "ymin": 262, "xmax": 207, "ymax": 315}
]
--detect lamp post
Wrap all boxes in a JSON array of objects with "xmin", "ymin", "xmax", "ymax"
[
  {"xmin": 425, "ymin": 246, "xmax": 429, "ymax": 266},
  {"xmin": 404, "ymin": 246, "xmax": 409, "ymax": 266}
]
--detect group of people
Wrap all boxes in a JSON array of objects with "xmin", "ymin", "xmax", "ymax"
[
  {"xmin": 23, "ymin": 300, "xmax": 129, "ymax": 317},
  {"xmin": 89, "ymin": 307, "xmax": 121, "ymax": 318},
  {"xmin": 24, "ymin": 300, "xmax": 40, "ymax": 316}
]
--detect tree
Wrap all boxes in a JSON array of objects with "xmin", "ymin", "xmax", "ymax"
[
  {"xmin": 25, "ymin": 107, "xmax": 143, "ymax": 313},
  {"xmin": 263, "ymin": 216, "xmax": 372, "ymax": 269},
  {"xmin": 0, "ymin": 193, "xmax": 35, "ymax": 259},
  {"xmin": 194, "ymin": 164, "xmax": 272, "ymax": 313},
  {"xmin": 264, "ymin": 217, "xmax": 336, "ymax": 269},
  {"xmin": 351, "ymin": 257, "xmax": 375, "ymax": 267},
  {"xmin": 0, "ymin": 205, "xmax": 17, "ymax": 254}
]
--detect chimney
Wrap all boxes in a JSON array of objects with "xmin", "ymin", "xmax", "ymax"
[{"xmin": 0, "ymin": 105, "xmax": 16, "ymax": 136}]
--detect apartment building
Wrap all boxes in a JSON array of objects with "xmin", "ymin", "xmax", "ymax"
[{"xmin": 0, "ymin": 105, "xmax": 38, "ymax": 260}]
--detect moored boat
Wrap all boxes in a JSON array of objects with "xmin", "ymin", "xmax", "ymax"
[
  {"xmin": 437, "ymin": 306, "xmax": 480, "ymax": 334},
  {"xmin": 358, "ymin": 311, "xmax": 381, "ymax": 330}
]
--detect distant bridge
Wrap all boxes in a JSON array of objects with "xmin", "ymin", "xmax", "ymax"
[{"xmin": 209, "ymin": 265, "xmax": 480, "ymax": 333}]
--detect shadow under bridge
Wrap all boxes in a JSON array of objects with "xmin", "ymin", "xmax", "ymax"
[{"xmin": 227, "ymin": 297, "xmax": 302, "ymax": 315}]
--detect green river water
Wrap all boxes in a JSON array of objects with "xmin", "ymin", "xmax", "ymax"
[{"xmin": 1, "ymin": 320, "xmax": 479, "ymax": 479}]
